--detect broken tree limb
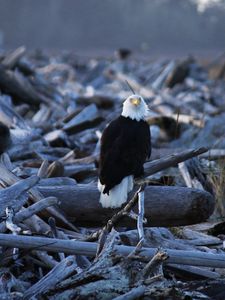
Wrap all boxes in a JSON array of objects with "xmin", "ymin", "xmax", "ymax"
[
  {"xmin": 1, "ymin": 46, "xmax": 26, "ymax": 69},
  {"xmin": 0, "ymin": 162, "xmax": 77, "ymax": 231},
  {"xmin": 37, "ymin": 184, "xmax": 215, "ymax": 227},
  {"xmin": 0, "ymin": 66, "xmax": 50, "ymax": 106},
  {"xmin": 100, "ymin": 188, "xmax": 140, "ymax": 236},
  {"xmin": 94, "ymin": 189, "xmax": 141, "ymax": 251},
  {"xmin": 167, "ymin": 264, "xmax": 220, "ymax": 280},
  {"xmin": 152, "ymin": 60, "xmax": 176, "ymax": 90},
  {"xmin": 142, "ymin": 248, "xmax": 168, "ymax": 278},
  {"xmin": 0, "ymin": 175, "xmax": 40, "ymax": 217},
  {"xmin": 0, "ymin": 197, "xmax": 58, "ymax": 233},
  {"xmin": 0, "ymin": 234, "xmax": 225, "ymax": 268},
  {"xmin": 15, "ymin": 196, "xmax": 59, "ymax": 223},
  {"xmin": 142, "ymin": 147, "xmax": 208, "ymax": 179},
  {"xmin": 23, "ymin": 255, "xmax": 78, "ymax": 300},
  {"xmin": 113, "ymin": 286, "xmax": 146, "ymax": 300},
  {"xmin": 62, "ymin": 104, "xmax": 102, "ymax": 134}
]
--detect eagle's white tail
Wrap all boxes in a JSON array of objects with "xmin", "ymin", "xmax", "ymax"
[{"xmin": 98, "ymin": 176, "xmax": 133, "ymax": 208}]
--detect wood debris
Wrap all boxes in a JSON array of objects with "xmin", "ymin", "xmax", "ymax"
[{"xmin": 0, "ymin": 46, "xmax": 224, "ymax": 299}]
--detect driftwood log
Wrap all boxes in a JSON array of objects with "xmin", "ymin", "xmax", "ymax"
[
  {"xmin": 23, "ymin": 255, "xmax": 79, "ymax": 299},
  {"xmin": 0, "ymin": 175, "xmax": 40, "ymax": 217},
  {"xmin": 62, "ymin": 103, "xmax": 102, "ymax": 134},
  {"xmin": 38, "ymin": 184, "xmax": 215, "ymax": 227},
  {"xmin": 0, "ymin": 234, "xmax": 224, "ymax": 269}
]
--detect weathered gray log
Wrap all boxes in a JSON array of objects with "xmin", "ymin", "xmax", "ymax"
[
  {"xmin": 37, "ymin": 184, "xmax": 215, "ymax": 227},
  {"xmin": 37, "ymin": 160, "xmax": 50, "ymax": 178},
  {"xmin": 23, "ymin": 256, "xmax": 78, "ymax": 299},
  {"xmin": 32, "ymin": 104, "xmax": 52, "ymax": 124},
  {"xmin": 143, "ymin": 147, "xmax": 208, "ymax": 178},
  {"xmin": 200, "ymin": 149, "xmax": 225, "ymax": 160},
  {"xmin": 38, "ymin": 177, "xmax": 77, "ymax": 186},
  {"xmin": 0, "ymin": 162, "xmax": 77, "ymax": 231},
  {"xmin": 152, "ymin": 61, "xmax": 176, "ymax": 90},
  {"xmin": 62, "ymin": 104, "xmax": 102, "ymax": 134},
  {"xmin": 181, "ymin": 228, "xmax": 222, "ymax": 246},
  {"xmin": 47, "ymin": 161, "xmax": 64, "ymax": 177},
  {"xmin": 76, "ymin": 95, "xmax": 115, "ymax": 109},
  {"xmin": 44, "ymin": 129, "xmax": 69, "ymax": 147},
  {"xmin": 0, "ymin": 196, "xmax": 58, "ymax": 233},
  {"xmin": 0, "ymin": 234, "xmax": 225, "ymax": 268},
  {"xmin": 64, "ymin": 163, "xmax": 96, "ymax": 178},
  {"xmin": 0, "ymin": 175, "xmax": 40, "ymax": 217},
  {"xmin": 0, "ymin": 66, "xmax": 50, "ymax": 106},
  {"xmin": 1, "ymin": 46, "xmax": 26, "ymax": 69},
  {"xmin": 15, "ymin": 196, "xmax": 59, "ymax": 223},
  {"xmin": 167, "ymin": 264, "xmax": 220, "ymax": 279},
  {"xmin": 0, "ymin": 96, "xmax": 28, "ymax": 128},
  {"xmin": 165, "ymin": 58, "xmax": 192, "ymax": 88},
  {"xmin": 113, "ymin": 286, "xmax": 146, "ymax": 300},
  {"xmin": 36, "ymin": 146, "xmax": 70, "ymax": 162}
]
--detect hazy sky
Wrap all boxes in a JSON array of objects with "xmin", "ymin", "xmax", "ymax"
[
  {"xmin": 0, "ymin": 0, "xmax": 224, "ymax": 56},
  {"xmin": 193, "ymin": 0, "xmax": 225, "ymax": 12}
]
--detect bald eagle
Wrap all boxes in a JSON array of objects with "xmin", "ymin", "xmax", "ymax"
[{"xmin": 98, "ymin": 95, "xmax": 151, "ymax": 208}]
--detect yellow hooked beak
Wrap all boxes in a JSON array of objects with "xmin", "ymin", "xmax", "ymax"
[{"xmin": 131, "ymin": 98, "xmax": 141, "ymax": 106}]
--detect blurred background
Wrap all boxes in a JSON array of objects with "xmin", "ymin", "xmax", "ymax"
[{"xmin": 0, "ymin": 0, "xmax": 225, "ymax": 57}]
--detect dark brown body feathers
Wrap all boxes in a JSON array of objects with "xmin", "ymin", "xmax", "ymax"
[{"xmin": 99, "ymin": 116, "xmax": 151, "ymax": 194}]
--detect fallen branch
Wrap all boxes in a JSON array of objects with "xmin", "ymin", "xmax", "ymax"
[
  {"xmin": 15, "ymin": 196, "xmax": 59, "ymax": 223},
  {"xmin": 0, "ymin": 175, "xmax": 40, "ymax": 217},
  {"xmin": 0, "ymin": 197, "xmax": 58, "ymax": 233},
  {"xmin": 48, "ymin": 217, "xmax": 65, "ymax": 261},
  {"xmin": 142, "ymin": 248, "xmax": 168, "ymax": 278},
  {"xmin": 0, "ymin": 234, "xmax": 225, "ymax": 268},
  {"xmin": 1, "ymin": 46, "xmax": 26, "ymax": 69},
  {"xmin": 167, "ymin": 264, "xmax": 220, "ymax": 279},
  {"xmin": 142, "ymin": 147, "xmax": 208, "ymax": 179},
  {"xmin": 95, "ymin": 188, "xmax": 140, "ymax": 252},
  {"xmin": 0, "ymin": 162, "xmax": 77, "ymax": 231},
  {"xmin": 113, "ymin": 286, "xmax": 146, "ymax": 300},
  {"xmin": 62, "ymin": 104, "xmax": 102, "ymax": 134},
  {"xmin": 0, "ymin": 66, "xmax": 50, "ymax": 106},
  {"xmin": 23, "ymin": 256, "xmax": 78, "ymax": 299}
]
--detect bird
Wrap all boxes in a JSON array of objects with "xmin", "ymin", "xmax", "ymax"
[
  {"xmin": 0, "ymin": 122, "xmax": 11, "ymax": 155},
  {"xmin": 98, "ymin": 94, "xmax": 151, "ymax": 208}
]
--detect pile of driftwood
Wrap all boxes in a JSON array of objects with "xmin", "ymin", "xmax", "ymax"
[{"xmin": 0, "ymin": 47, "xmax": 225, "ymax": 299}]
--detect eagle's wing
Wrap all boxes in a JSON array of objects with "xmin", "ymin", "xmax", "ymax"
[
  {"xmin": 99, "ymin": 118, "xmax": 122, "ymax": 163},
  {"xmin": 99, "ymin": 117, "xmax": 130, "ymax": 191},
  {"xmin": 119, "ymin": 120, "xmax": 151, "ymax": 177},
  {"xmin": 99, "ymin": 117, "xmax": 151, "ymax": 193}
]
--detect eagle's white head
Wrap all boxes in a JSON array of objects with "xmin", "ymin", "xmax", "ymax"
[{"xmin": 121, "ymin": 94, "xmax": 149, "ymax": 121}]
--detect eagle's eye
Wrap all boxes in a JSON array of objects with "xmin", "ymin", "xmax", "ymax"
[{"xmin": 130, "ymin": 98, "xmax": 141, "ymax": 106}]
